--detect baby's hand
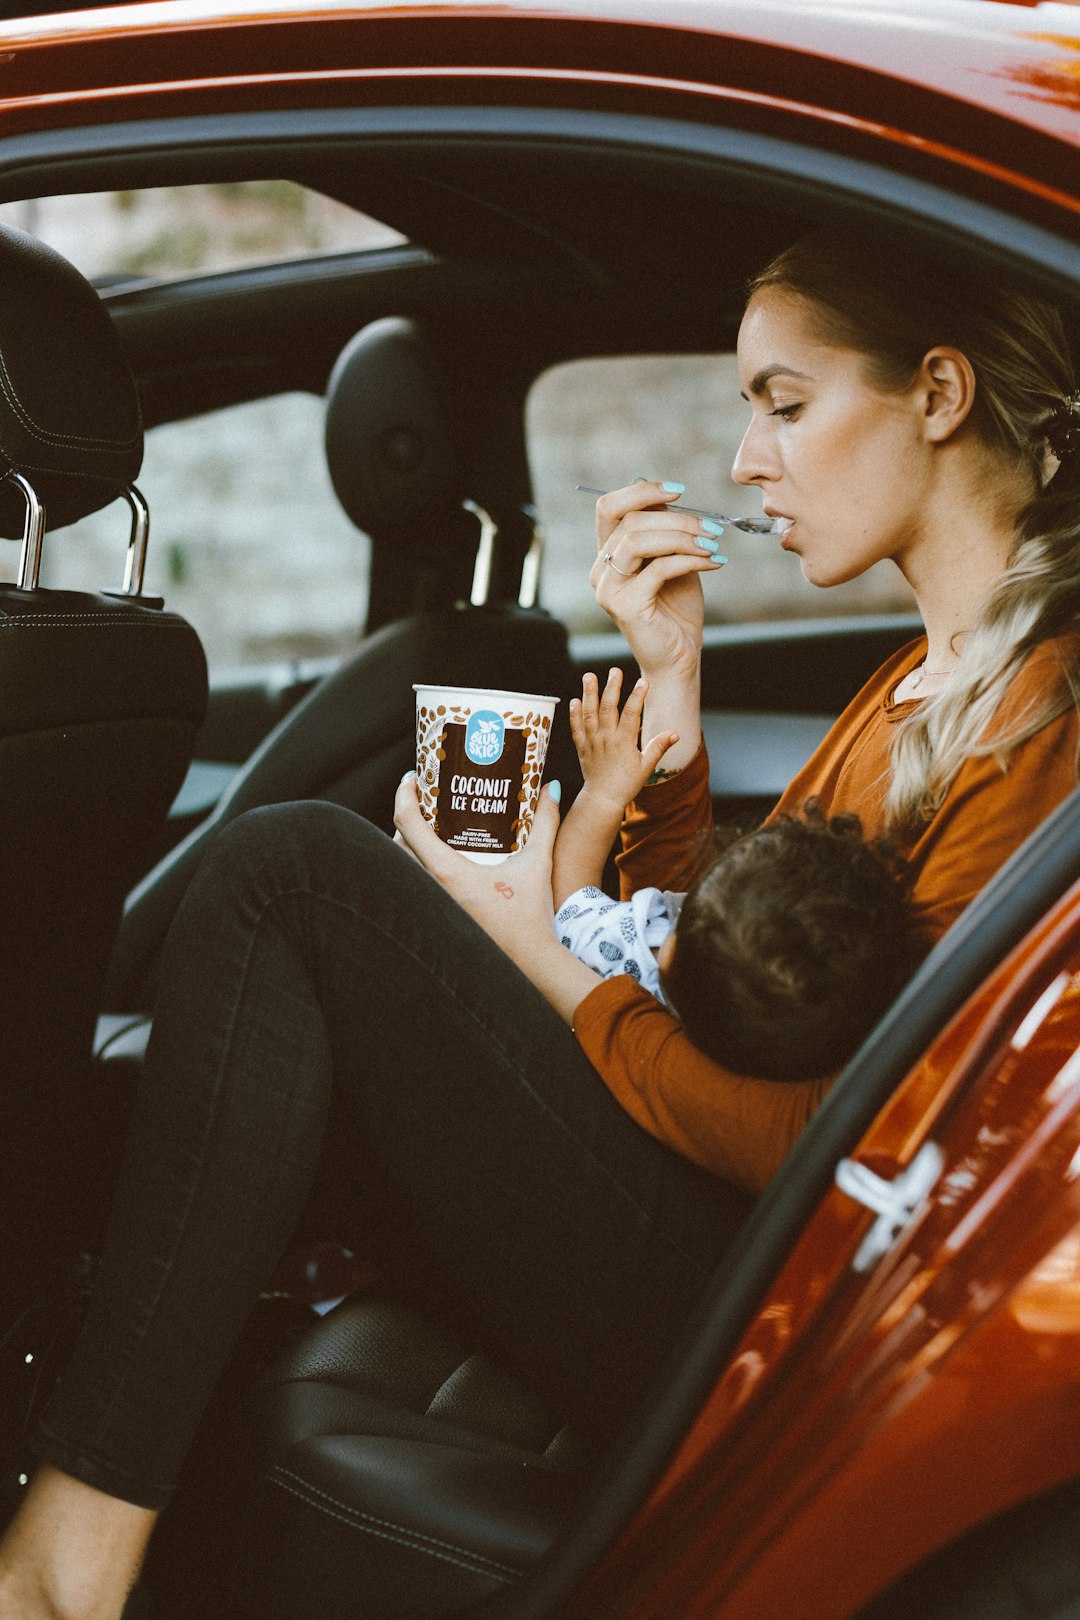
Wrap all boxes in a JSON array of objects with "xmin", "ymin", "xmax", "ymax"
[{"xmin": 569, "ymin": 669, "xmax": 679, "ymax": 814}]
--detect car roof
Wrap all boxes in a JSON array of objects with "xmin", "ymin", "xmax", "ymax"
[
  {"xmin": 3, "ymin": 0, "xmax": 1080, "ymax": 140},
  {"xmin": 4, "ymin": 0, "xmax": 1080, "ymax": 91}
]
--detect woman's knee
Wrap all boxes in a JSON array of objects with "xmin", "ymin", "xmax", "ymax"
[
  {"xmin": 218, "ymin": 799, "xmax": 380, "ymax": 869},
  {"xmin": 184, "ymin": 801, "xmax": 385, "ymax": 919}
]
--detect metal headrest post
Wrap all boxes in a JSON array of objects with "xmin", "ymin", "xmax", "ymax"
[
  {"xmin": 119, "ymin": 483, "xmax": 150, "ymax": 596},
  {"xmin": 465, "ymin": 498, "xmax": 498, "ymax": 607},
  {"xmin": 518, "ymin": 504, "xmax": 543, "ymax": 609},
  {"xmin": 8, "ymin": 470, "xmax": 46, "ymax": 591},
  {"xmin": 3, "ymin": 473, "xmax": 152, "ymax": 598}
]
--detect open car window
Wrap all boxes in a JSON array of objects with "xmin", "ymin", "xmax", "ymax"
[{"xmin": 0, "ymin": 181, "xmax": 407, "ymax": 284}]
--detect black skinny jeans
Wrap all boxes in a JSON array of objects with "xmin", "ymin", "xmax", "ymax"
[{"xmin": 33, "ymin": 802, "xmax": 752, "ymax": 1510}]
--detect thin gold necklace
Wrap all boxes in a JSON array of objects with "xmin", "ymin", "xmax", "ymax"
[{"xmin": 909, "ymin": 661, "xmax": 954, "ymax": 690}]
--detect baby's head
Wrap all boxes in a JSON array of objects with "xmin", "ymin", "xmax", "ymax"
[{"xmin": 659, "ymin": 801, "xmax": 928, "ymax": 1082}]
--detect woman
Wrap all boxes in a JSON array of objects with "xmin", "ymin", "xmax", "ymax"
[{"xmin": 3, "ymin": 231, "xmax": 1079, "ymax": 1620}]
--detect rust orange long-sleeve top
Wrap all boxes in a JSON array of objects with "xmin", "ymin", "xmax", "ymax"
[{"xmin": 572, "ymin": 636, "xmax": 1080, "ymax": 1194}]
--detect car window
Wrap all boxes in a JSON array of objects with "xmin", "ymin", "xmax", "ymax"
[
  {"xmin": 527, "ymin": 354, "xmax": 917, "ymax": 634},
  {"xmin": 0, "ymin": 181, "xmax": 406, "ymax": 283},
  {"xmin": 34, "ymin": 392, "xmax": 370, "ymax": 671}
]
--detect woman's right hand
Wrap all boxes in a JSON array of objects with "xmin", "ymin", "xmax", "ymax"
[{"xmin": 588, "ymin": 480, "xmax": 726, "ymax": 682}]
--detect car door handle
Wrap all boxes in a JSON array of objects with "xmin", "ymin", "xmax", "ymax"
[{"xmin": 835, "ymin": 1141, "xmax": 946, "ymax": 1274}]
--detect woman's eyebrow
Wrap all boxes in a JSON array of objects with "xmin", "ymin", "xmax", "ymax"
[{"xmin": 740, "ymin": 363, "xmax": 815, "ymax": 401}]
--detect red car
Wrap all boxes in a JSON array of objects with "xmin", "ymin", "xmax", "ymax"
[{"xmin": 1, "ymin": 3, "xmax": 1080, "ymax": 1617}]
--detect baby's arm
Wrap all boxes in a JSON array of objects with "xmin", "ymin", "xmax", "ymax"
[{"xmin": 552, "ymin": 668, "xmax": 678, "ymax": 907}]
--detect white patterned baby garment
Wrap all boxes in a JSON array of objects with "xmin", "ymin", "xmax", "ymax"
[{"xmin": 554, "ymin": 885, "xmax": 677, "ymax": 1000}]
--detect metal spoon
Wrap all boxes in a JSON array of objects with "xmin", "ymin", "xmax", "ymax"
[{"xmin": 575, "ymin": 485, "xmax": 776, "ymax": 535}]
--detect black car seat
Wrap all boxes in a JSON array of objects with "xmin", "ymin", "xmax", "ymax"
[
  {"xmin": 101, "ymin": 316, "xmax": 580, "ymax": 1015},
  {"xmin": 0, "ymin": 224, "xmax": 207, "ymax": 1299},
  {"xmin": 223, "ymin": 1288, "xmax": 595, "ymax": 1620}
]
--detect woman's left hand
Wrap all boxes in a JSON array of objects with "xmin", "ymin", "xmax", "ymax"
[
  {"xmin": 393, "ymin": 777, "xmax": 602, "ymax": 1022},
  {"xmin": 393, "ymin": 774, "xmax": 560, "ymax": 954}
]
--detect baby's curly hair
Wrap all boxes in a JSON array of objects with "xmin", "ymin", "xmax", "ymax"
[{"xmin": 661, "ymin": 801, "xmax": 929, "ymax": 1082}]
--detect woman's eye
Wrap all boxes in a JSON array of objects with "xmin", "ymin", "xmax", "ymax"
[{"xmin": 770, "ymin": 402, "xmax": 803, "ymax": 420}]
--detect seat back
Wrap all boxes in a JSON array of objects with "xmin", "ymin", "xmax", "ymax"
[
  {"xmin": 0, "ymin": 223, "xmax": 207, "ymax": 1289},
  {"xmin": 104, "ymin": 316, "xmax": 579, "ymax": 1011}
]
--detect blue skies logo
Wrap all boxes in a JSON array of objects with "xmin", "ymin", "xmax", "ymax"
[{"xmin": 465, "ymin": 711, "xmax": 505, "ymax": 766}]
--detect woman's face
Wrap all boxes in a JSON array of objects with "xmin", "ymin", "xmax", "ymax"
[{"xmin": 732, "ymin": 288, "xmax": 928, "ymax": 587}]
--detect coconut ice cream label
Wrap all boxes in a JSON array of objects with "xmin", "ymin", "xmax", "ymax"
[{"xmin": 436, "ymin": 722, "xmax": 527, "ymax": 853}]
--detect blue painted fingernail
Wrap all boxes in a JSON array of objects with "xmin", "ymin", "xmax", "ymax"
[
  {"xmin": 401, "ymin": 769, "xmax": 416, "ymax": 782},
  {"xmin": 548, "ymin": 780, "xmax": 562, "ymax": 803},
  {"xmin": 713, "ymin": 555, "xmax": 729, "ymax": 566},
  {"xmin": 660, "ymin": 481, "xmax": 685, "ymax": 494},
  {"xmin": 700, "ymin": 518, "xmax": 725, "ymax": 537},
  {"xmin": 696, "ymin": 536, "xmax": 720, "ymax": 552}
]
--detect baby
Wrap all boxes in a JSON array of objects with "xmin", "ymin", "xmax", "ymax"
[{"xmin": 552, "ymin": 670, "xmax": 929, "ymax": 1083}]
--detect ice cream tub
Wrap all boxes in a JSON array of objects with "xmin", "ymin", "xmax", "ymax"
[{"xmin": 414, "ymin": 684, "xmax": 559, "ymax": 863}]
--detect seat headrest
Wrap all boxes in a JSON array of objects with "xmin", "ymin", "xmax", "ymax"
[
  {"xmin": 0, "ymin": 224, "xmax": 143, "ymax": 540},
  {"xmin": 324, "ymin": 317, "xmax": 462, "ymax": 539}
]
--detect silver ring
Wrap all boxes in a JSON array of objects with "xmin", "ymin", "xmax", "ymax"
[{"xmin": 604, "ymin": 552, "xmax": 636, "ymax": 577}]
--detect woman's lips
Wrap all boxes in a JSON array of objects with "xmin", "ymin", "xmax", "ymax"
[{"xmin": 772, "ymin": 516, "xmax": 795, "ymax": 548}]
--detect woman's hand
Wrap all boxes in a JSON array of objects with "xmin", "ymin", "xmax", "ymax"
[
  {"xmin": 589, "ymin": 479, "xmax": 726, "ymax": 683},
  {"xmin": 394, "ymin": 774, "xmax": 558, "ymax": 950},
  {"xmin": 589, "ymin": 480, "xmax": 722, "ymax": 773},
  {"xmin": 393, "ymin": 775, "xmax": 600, "ymax": 1021}
]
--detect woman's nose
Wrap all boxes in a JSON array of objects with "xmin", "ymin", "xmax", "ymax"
[{"xmin": 731, "ymin": 418, "xmax": 773, "ymax": 487}]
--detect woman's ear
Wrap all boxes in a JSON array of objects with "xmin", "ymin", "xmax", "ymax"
[
  {"xmin": 918, "ymin": 345, "xmax": 977, "ymax": 444},
  {"xmin": 658, "ymin": 931, "xmax": 678, "ymax": 975}
]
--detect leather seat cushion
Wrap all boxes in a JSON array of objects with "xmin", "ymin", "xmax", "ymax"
[{"xmin": 228, "ymin": 1289, "xmax": 591, "ymax": 1620}]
